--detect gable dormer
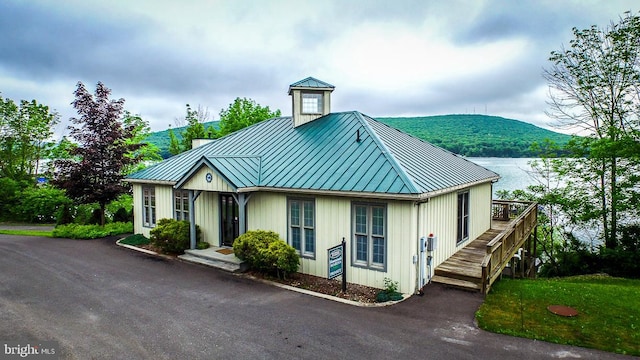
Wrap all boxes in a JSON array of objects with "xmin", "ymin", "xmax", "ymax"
[{"xmin": 288, "ymin": 77, "xmax": 335, "ymax": 127}]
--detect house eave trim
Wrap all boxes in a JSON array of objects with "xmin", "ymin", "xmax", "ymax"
[{"xmin": 125, "ymin": 179, "xmax": 177, "ymax": 186}]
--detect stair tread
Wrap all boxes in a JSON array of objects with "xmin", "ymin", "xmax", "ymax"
[
  {"xmin": 178, "ymin": 254, "xmax": 245, "ymax": 273},
  {"xmin": 431, "ymin": 275, "xmax": 481, "ymax": 291}
]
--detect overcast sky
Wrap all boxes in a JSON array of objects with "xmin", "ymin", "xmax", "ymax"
[{"xmin": 1, "ymin": 0, "xmax": 638, "ymax": 139}]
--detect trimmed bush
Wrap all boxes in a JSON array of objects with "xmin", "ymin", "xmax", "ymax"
[
  {"xmin": 150, "ymin": 218, "xmax": 200, "ymax": 254},
  {"xmin": 196, "ymin": 241, "xmax": 210, "ymax": 250},
  {"xmin": 233, "ymin": 230, "xmax": 299, "ymax": 278}
]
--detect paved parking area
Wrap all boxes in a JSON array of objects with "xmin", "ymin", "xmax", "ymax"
[{"xmin": 0, "ymin": 234, "xmax": 630, "ymax": 359}]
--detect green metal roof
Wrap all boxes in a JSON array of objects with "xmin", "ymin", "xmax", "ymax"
[
  {"xmin": 289, "ymin": 77, "xmax": 335, "ymax": 90},
  {"xmin": 127, "ymin": 111, "xmax": 499, "ymax": 196}
]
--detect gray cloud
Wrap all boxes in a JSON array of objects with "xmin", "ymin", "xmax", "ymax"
[{"xmin": 1, "ymin": 0, "xmax": 639, "ymax": 138}]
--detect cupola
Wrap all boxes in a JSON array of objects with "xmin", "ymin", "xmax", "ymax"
[{"xmin": 288, "ymin": 77, "xmax": 335, "ymax": 127}]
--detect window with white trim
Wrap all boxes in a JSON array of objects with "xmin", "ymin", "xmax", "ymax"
[
  {"xmin": 352, "ymin": 203, "xmax": 386, "ymax": 270},
  {"xmin": 288, "ymin": 198, "xmax": 315, "ymax": 258},
  {"xmin": 142, "ymin": 186, "xmax": 156, "ymax": 227},
  {"xmin": 174, "ymin": 190, "xmax": 189, "ymax": 221},
  {"xmin": 301, "ymin": 93, "xmax": 323, "ymax": 114},
  {"xmin": 457, "ymin": 191, "xmax": 470, "ymax": 244}
]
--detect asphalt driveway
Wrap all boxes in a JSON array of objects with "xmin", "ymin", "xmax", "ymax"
[{"xmin": 0, "ymin": 234, "xmax": 632, "ymax": 359}]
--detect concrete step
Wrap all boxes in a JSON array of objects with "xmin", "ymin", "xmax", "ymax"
[
  {"xmin": 179, "ymin": 247, "xmax": 247, "ymax": 273},
  {"xmin": 431, "ymin": 275, "xmax": 481, "ymax": 292}
]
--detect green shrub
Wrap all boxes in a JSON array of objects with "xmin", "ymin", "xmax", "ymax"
[
  {"xmin": 52, "ymin": 222, "xmax": 133, "ymax": 239},
  {"xmin": 14, "ymin": 186, "xmax": 71, "ymax": 223},
  {"xmin": 120, "ymin": 234, "xmax": 150, "ymax": 246},
  {"xmin": 196, "ymin": 241, "xmax": 210, "ymax": 250},
  {"xmin": 88, "ymin": 208, "xmax": 102, "ymax": 225},
  {"xmin": 233, "ymin": 230, "xmax": 299, "ymax": 278},
  {"xmin": 150, "ymin": 218, "xmax": 200, "ymax": 254},
  {"xmin": 112, "ymin": 207, "xmax": 131, "ymax": 223},
  {"xmin": 376, "ymin": 277, "xmax": 403, "ymax": 302},
  {"xmin": 56, "ymin": 204, "xmax": 74, "ymax": 225},
  {"xmin": 73, "ymin": 204, "xmax": 100, "ymax": 225},
  {"xmin": 0, "ymin": 177, "xmax": 22, "ymax": 220}
]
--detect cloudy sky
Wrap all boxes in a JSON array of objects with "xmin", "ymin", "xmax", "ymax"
[{"xmin": 1, "ymin": 0, "xmax": 638, "ymax": 139}]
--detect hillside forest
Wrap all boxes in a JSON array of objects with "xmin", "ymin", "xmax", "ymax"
[{"xmin": 147, "ymin": 114, "xmax": 572, "ymax": 158}]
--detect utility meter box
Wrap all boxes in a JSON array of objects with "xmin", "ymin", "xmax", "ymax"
[{"xmin": 426, "ymin": 235, "xmax": 437, "ymax": 252}]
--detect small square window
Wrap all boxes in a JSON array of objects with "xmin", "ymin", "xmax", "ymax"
[{"xmin": 301, "ymin": 93, "xmax": 323, "ymax": 114}]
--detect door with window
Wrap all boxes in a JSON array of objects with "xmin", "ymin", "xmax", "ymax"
[{"xmin": 220, "ymin": 194, "xmax": 239, "ymax": 247}]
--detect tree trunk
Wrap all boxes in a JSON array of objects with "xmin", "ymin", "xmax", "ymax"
[
  {"xmin": 608, "ymin": 157, "xmax": 618, "ymax": 249},
  {"xmin": 100, "ymin": 203, "xmax": 106, "ymax": 227}
]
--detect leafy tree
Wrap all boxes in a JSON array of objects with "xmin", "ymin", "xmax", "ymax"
[
  {"xmin": 543, "ymin": 12, "xmax": 640, "ymax": 249},
  {"xmin": 53, "ymin": 82, "xmax": 141, "ymax": 226},
  {"xmin": 168, "ymin": 104, "xmax": 216, "ymax": 155},
  {"xmin": 216, "ymin": 97, "xmax": 281, "ymax": 138},
  {"xmin": 0, "ymin": 94, "xmax": 59, "ymax": 180},
  {"xmin": 122, "ymin": 111, "xmax": 162, "ymax": 174}
]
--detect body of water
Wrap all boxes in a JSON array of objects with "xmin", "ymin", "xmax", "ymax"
[{"xmin": 468, "ymin": 157, "xmax": 538, "ymax": 196}]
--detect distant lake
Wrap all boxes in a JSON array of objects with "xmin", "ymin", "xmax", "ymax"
[{"xmin": 467, "ymin": 157, "xmax": 538, "ymax": 196}]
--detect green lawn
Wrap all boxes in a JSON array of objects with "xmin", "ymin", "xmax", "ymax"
[
  {"xmin": 0, "ymin": 229, "xmax": 53, "ymax": 237},
  {"xmin": 476, "ymin": 275, "xmax": 640, "ymax": 356}
]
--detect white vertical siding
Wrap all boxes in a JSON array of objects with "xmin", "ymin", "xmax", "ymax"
[
  {"xmin": 194, "ymin": 192, "xmax": 219, "ymax": 246},
  {"xmin": 246, "ymin": 192, "xmax": 288, "ymax": 237},
  {"xmin": 132, "ymin": 183, "xmax": 173, "ymax": 238},
  {"xmin": 132, "ymin": 183, "xmax": 143, "ymax": 235},
  {"xmin": 470, "ymin": 182, "xmax": 492, "ymax": 240},
  {"xmin": 245, "ymin": 191, "xmax": 417, "ymax": 292},
  {"xmin": 422, "ymin": 182, "xmax": 493, "ymax": 271},
  {"xmin": 422, "ymin": 192, "xmax": 457, "ymax": 269}
]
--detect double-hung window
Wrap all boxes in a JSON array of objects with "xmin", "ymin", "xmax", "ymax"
[
  {"xmin": 352, "ymin": 203, "xmax": 386, "ymax": 270},
  {"xmin": 174, "ymin": 190, "xmax": 189, "ymax": 221},
  {"xmin": 457, "ymin": 191, "xmax": 470, "ymax": 244},
  {"xmin": 142, "ymin": 186, "xmax": 156, "ymax": 227},
  {"xmin": 288, "ymin": 198, "xmax": 315, "ymax": 258},
  {"xmin": 301, "ymin": 92, "xmax": 323, "ymax": 114}
]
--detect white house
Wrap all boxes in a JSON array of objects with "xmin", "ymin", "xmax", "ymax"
[{"xmin": 126, "ymin": 77, "xmax": 500, "ymax": 294}]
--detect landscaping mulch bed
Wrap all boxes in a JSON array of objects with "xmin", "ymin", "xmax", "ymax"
[
  {"xmin": 126, "ymin": 241, "xmax": 381, "ymax": 303},
  {"xmin": 248, "ymin": 271, "xmax": 380, "ymax": 304}
]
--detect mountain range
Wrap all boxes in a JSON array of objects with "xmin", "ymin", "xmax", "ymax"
[{"xmin": 146, "ymin": 114, "xmax": 572, "ymax": 158}]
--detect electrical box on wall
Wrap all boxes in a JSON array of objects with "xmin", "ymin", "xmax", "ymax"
[{"xmin": 427, "ymin": 234, "xmax": 437, "ymax": 252}]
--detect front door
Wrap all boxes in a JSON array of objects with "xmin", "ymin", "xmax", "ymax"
[{"xmin": 220, "ymin": 194, "xmax": 239, "ymax": 247}]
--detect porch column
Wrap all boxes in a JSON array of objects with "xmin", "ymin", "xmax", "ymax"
[
  {"xmin": 232, "ymin": 193, "xmax": 251, "ymax": 236},
  {"xmin": 238, "ymin": 193, "xmax": 247, "ymax": 235},
  {"xmin": 189, "ymin": 190, "xmax": 196, "ymax": 250}
]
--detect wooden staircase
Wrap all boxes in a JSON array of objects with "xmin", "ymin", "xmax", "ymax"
[
  {"xmin": 432, "ymin": 229, "xmax": 502, "ymax": 292},
  {"xmin": 432, "ymin": 200, "xmax": 538, "ymax": 293}
]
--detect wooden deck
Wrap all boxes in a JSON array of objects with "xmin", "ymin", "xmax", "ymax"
[{"xmin": 432, "ymin": 201, "xmax": 538, "ymax": 293}]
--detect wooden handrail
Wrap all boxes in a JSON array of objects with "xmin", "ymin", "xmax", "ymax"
[{"xmin": 482, "ymin": 201, "xmax": 538, "ymax": 294}]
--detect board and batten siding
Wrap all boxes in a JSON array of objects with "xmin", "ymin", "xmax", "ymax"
[
  {"xmin": 246, "ymin": 192, "xmax": 417, "ymax": 293},
  {"xmin": 132, "ymin": 183, "xmax": 174, "ymax": 238},
  {"xmin": 421, "ymin": 182, "xmax": 493, "ymax": 272},
  {"xmin": 193, "ymin": 191, "xmax": 219, "ymax": 246},
  {"xmin": 181, "ymin": 166, "xmax": 235, "ymax": 193}
]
